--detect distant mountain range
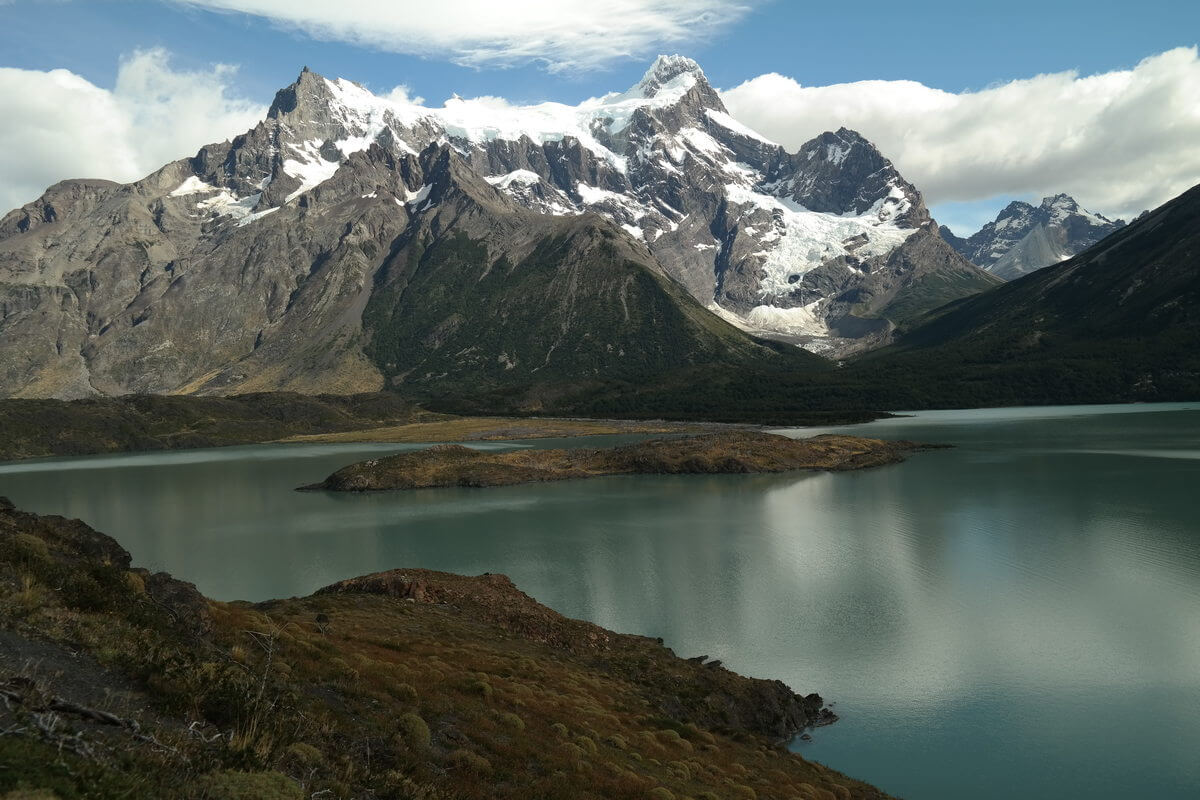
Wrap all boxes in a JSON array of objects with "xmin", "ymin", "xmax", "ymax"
[
  {"xmin": 941, "ymin": 194, "xmax": 1126, "ymax": 280},
  {"xmin": 853, "ymin": 182, "xmax": 1200, "ymax": 406},
  {"xmin": 0, "ymin": 57, "xmax": 996, "ymax": 402},
  {"xmin": 0, "ymin": 57, "xmax": 1194, "ymax": 414}
]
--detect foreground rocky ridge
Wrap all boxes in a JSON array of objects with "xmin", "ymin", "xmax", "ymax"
[
  {"xmin": 0, "ymin": 500, "xmax": 892, "ymax": 799},
  {"xmin": 303, "ymin": 431, "xmax": 930, "ymax": 492}
]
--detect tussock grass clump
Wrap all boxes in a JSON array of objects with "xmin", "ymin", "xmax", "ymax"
[
  {"xmin": 446, "ymin": 749, "xmax": 491, "ymax": 774},
  {"xmin": 281, "ymin": 742, "xmax": 325, "ymax": 773},
  {"xmin": 193, "ymin": 771, "xmax": 302, "ymax": 800},
  {"xmin": 396, "ymin": 713, "xmax": 431, "ymax": 751},
  {"xmin": 498, "ymin": 711, "xmax": 525, "ymax": 731},
  {"xmin": 392, "ymin": 681, "xmax": 419, "ymax": 702},
  {"xmin": 464, "ymin": 677, "xmax": 493, "ymax": 700},
  {"xmin": 5, "ymin": 533, "xmax": 51, "ymax": 565}
]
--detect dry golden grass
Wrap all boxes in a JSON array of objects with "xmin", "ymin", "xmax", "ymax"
[
  {"xmin": 276, "ymin": 415, "xmax": 714, "ymax": 445},
  {"xmin": 0, "ymin": 500, "xmax": 896, "ymax": 800}
]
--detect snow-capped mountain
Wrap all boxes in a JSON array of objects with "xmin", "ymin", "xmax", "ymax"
[
  {"xmin": 176, "ymin": 57, "xmax": 993, "ymax": 344},
  {"xmin": 0, "ymin": 57, "xmax": 996, "ymax": 400},
  {"xmin": 942, "ymin": 194, "xmax": 1126, "ymax": 280}
]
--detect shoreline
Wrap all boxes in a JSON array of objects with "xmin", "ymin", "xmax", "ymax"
[
  {"xmin": 0, "ymin": 498, "xmax": 894, "ymax": 799},
  {"xmin": 0, "ymin": 392, "xmax": 888, "ymax": 462}
]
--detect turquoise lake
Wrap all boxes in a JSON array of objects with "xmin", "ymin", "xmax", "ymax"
[{"xmin": 2, "ymin": 403, "xmax": 1198, "ymax": 799}]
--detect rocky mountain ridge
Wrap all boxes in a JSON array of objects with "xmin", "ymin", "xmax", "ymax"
[
  {"xmin": 942, "ymin": 193, "xmax": 1126, "ymax": 280},
  {"xmin": 0, "ymin": 56, "xmax": 996, "ymax": 400}
]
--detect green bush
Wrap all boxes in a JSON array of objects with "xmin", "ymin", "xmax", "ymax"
[
  {"xmin": 446, "ymin": 749, "xmax": 491, "ymax": 774},
  {"xmin": 194, "ymin": 771, "xmax": 302, "ymax": 800},
  {"xmin": 498, "ymin": 711, "xmax": 525, "ymax": 731},
  {"xmin": 281, "ymin": 742, "xmax": 324, "ymax": 773},
  {"xmin": 396, "ymin": 712, "xmax": 431, "ymax": 750},
  {"xmin": 392, "ymin": 682, "xmax": 418, "ymax": 702},
  {"xmin": 3, "ymin": 533, "xmax": 51, "ymax": 566}
]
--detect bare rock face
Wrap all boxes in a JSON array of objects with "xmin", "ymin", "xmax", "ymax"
[{"xmin": 0, "ymin": 57, "xmax": 997, "ymax": 399}]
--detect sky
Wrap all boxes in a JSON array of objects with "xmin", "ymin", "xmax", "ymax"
[{"xmin": 2, "ymin": 0, "xmax": 1199, "ymax": 233}]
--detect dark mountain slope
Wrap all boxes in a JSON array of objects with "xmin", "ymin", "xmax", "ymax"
[
  {"xmin": 344, "ymin": 145, "xmax": 822, "ymax": 412},
  {"xmin": 846, "ymin": 182, "xmax": 1200, "ymax": 406}
]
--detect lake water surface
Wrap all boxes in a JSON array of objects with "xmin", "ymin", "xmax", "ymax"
[{"xmin": 2, "ymin": 404, "xmax": 1198, "ymax": 799}]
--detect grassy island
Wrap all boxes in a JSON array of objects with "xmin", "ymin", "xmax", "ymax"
[{"xmin": 302, "ymin": 431, "xmax": 935, "ymax": 493}]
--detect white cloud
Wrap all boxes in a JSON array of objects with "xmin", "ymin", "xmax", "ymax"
[
  {"xmin": 168, "ymin": 0, "xmax": 751, "ymax": 72},
  {"xmin": 0, "ymin": 49, "xmax": 266, "ymax": 213},
  {"xmin": 721, "ymin": 47, "xmax": 1200, "ymax": 223},
  {"xmin": 382, "ymin": 85, "xmax": 425, "ymax": 106}
]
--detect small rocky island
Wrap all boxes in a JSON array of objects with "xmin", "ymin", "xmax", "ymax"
[{"xmin": 302, "ymin": 431, "xmax": 934, "ymax": 492}]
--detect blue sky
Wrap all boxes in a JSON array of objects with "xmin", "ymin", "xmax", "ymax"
[
  {"xmin": 3, "ymin": 0, "xmax": 1199, "ymax": 231},
  {"xmin": 6, "ymin": 1, "xmax": 1197, "ymax": 102}
]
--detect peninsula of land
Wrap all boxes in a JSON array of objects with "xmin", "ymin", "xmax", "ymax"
[{"xmin": 0, "ymin": 499, "xmax": 892, "ymax": 800}]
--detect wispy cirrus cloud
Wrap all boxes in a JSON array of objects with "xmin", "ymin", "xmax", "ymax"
[
  {"xmin": 721, "ymin": 47, "xmax": 1200, "ymax": 223},
  {"xmin": 168, "ymin": 0, "xmax": 752, "ymax": 72}
]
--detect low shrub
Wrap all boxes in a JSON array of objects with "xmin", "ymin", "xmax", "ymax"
[
  {"xmin": 396, "ymin": 713, "xmax": 431, "ymax": 750},
  {"xmin": 194, "ymin": 770, "xmax": 302, "ymax": 800}
]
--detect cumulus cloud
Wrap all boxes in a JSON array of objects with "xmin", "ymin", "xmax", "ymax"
[
  {"xmin": 168, "ymin": 0, "xmax": 751, "ymax": 72},
  {"xmin": 0, "ymin": 49, "xmax": 266, "ymax": 213},
  {"xmin": 721, "ymin": 47, "xmax": 1200, "ymax": 223}
]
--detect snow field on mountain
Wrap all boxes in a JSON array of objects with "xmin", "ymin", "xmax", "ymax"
[{"xmin": 723, "ymin": 184, "xmax": 915, "ymax": 297}]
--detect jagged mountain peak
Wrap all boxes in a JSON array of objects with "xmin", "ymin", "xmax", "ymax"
[
  {"xmin": 209, "ymin": 63, "xmax": 967, "ymax": 346},
  {"xmin": 610, "ymin": 54, "xmax": 725, "ymax": 120},
  {"xmin": 998, "ymin": 199, "xmax": 1037, "ymax": 218},
  {"xmin": 634, "ymin": 54, "xmax": 707, "ymax": 96},
  {"xmin": 769, "ymin": 126, "xmax": 929, "ymax": 227},
  {"xmin": 1042, "ymin": 192, "xmax": 1075, "ymax": 207},
  {"xmin": 1038, "ymin": 193, "xmax": 1119, "ymax": 226},
  {"xmin": 0, "ymin": 58, "xmax": 1002, "ymax": 400},
  {"xmin": 804, "ymin": 128, "xmax": 891, "ymax": 170},
  {"xmin": 829, "ymin": 127, "xmax": 871, "ymax": 144},
  {"xmin": 267, "ymin": 66, "xmax": 338, "ymax": 119},
  {"xmin": 1041, "ymin": 193, "xmax": 1082, "ymax": 221},
  {"xmin": 945, "ymin": 192, "xmax": 1126, "ymax": 279}
]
